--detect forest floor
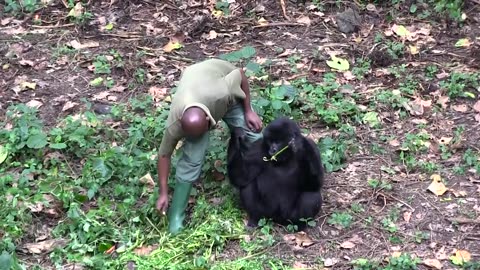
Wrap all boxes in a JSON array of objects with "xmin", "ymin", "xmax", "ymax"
[{"xmin": 1, "ymin": 0, "xmax": 480, "ymax": 269}]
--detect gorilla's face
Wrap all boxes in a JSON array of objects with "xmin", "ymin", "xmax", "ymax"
[{"xmin": 262, "ymin": 117, "xmax": 302, "ymax": 162}]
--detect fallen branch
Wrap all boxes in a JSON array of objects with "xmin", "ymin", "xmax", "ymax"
[
  {"xmin": 378, "ymin": 192, "xmax": 415, "ymax": 211},
  {"xmin": 279, "ymin": 0, "xmax": 290, "ymax": 20},
  {"xmin": 253, "ymin": 22, "xmax": 306, "ymax": 29},
  {"xmin": 31, "ymin": 23, "xmax": 74, "ymax": 29},
  {"xmin": 448, "ymin": 218, "xmax": 480, "ymax": 225}
]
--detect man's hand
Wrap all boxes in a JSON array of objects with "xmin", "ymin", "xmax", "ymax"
[
  {"xmin": 156, "ymin": 193, "xmax": 169, "ymax": 215},
  {"xmin": 245, "ymin": 110, "xmax": 263, "ymax": 132}
]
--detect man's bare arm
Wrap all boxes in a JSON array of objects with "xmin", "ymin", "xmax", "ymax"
[{"xmin": 157, "ymin": 155, "xmax": 171, "ymax": 196}]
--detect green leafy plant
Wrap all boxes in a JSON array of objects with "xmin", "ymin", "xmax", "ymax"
[{"xmin": 327, "ymin": 211, "xmax": 354, "ymax": 229}]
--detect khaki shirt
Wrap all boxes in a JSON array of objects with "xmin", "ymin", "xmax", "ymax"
[{"xmin": 158, "ymin": 59, "xmax": 246, "ymax": 156}]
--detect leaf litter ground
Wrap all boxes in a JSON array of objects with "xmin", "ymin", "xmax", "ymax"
[{"xmin": 1, "ymin": 1, "xmax": 480, "ymax": 269}]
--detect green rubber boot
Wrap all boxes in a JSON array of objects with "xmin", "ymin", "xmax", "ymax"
[{"xmin": 167, "ymin": 181, "xmax": 193, "ymax": 235}]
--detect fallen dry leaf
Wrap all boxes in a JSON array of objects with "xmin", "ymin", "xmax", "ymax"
[
  {"xmin": 258, "ymin": 17, "xmax": 268, "ymax": 26},
  {"xmin": 323, "ymin": 258, "xmax": 339, "ymax": 267},
  {"xmin": 451, "ymin": 249, "xmax": 471, "ymax": 264},
  {"xmin": 295, "ymin": 231, "xmax": 314, "ymax": 247},
  {"xmin": 296, "ymin": 15, "xmax": 311, "ymax": 25},
  {"xmin": 409, "ymin": 45, "xmax": 419, "ymax": 55},
  {"xmin": 475, "ymin": 114, "xmax": 480, "ymax": 123},
  {"xmin": 436, "ymin": 246, "xmax": 448, "ymax": 260},
  {"xmin": 437, "ymin": 96, "xmax": 449, "ymax": 109},
  {"xmin": 68, "ymin": 2, "xmax": 84, "ymax": 18},
  {"xmin": 23, "ymin": 239, "xmax": 65, "ymax": 254},
  {"xmin": 389, "ymin": 139, "xmax": 401, "ymax": 147},
  {"xmin": 92, "ymin": 91, "xmax": 110, "ymax": 100},
  {"xmin": 283, "ymin": 231, "xmax": 314, "ymax": 249},
  {"xmin": 423, "ymin": 258, "xmax": 443, "ymax": 269},
  {"xmin": 26, "ymin": 100, "xmax": 43, "ymax": 109},
  {"xmin": 110, "ymin": 85, "xmax": 126, "ymax": 92},
  {"xmin": 428, "ymin": 174, "xmax": 447, "ymax": 196},
  {"xmin": 449, "ymin": 189, "xmax": 467, "ymax": 197},
  {"xmin": 62, "ymin": 101, "xmax": 78, "ymax": 112},
  {"xmin": 163, "ymin": 32, "xmax": 185, "ymax": 53},
  {"xmin": 69, "ymin": 40, "xmax": 100, "ymax": 50},
  {"xmin": 340, "ymin": 241, "xmax": 355, "ymax": 249},
  {"xmin": 19, "ymin": 59, "xmax": 34, "ymax": 66},
  {"xmin": 438, "ymin": 137, "xmax": 452, "ymax": 145},
  {"xmin": 293, "ymin": 261, "xmax": 308, "ymax": 269},
  {"xmin": 452, "ymin": 104, "xmax": 468, "ymax": 113},
  {"xmin": 139, "ymin": 173, "xmax": 155, "ymax": 188},
  {"xmin": 133, "ymin": 245, "xmax": 158, "ymax": 256},
  {"xmin": 403, "ymin": 211, "xmax": 412, "ymax": 223},
  {"xmin": 148, "ymin": 86, "xmax": 168, "ymax": 102},
  {"xmin": 206, "ymin": 30, "xmax": 218, "ymax": 40},
  {"xmin": 473, "ymin": 100, "xmax": 480, "ymax": 113}
]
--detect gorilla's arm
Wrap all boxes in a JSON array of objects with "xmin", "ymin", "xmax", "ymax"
[
  {"xmin": 300, "ymin": 137, "xmax": 324, "ymax": 191},
  {"xmin": 227, "ymin": 130, "xmax": 265, "ymax": 188}
]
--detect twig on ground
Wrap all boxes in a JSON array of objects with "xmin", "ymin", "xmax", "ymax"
[
  {"xmin": 136, "ymin": 46, "xmax": 194, "ymax": 63},
  {"xmin": 31, "ymin": 23, "xmax": 75, "ymax": 29},
  {"xmin": 279, "ymin": 0, "xmax": 290, "ymax": 20},
  {"xmin": 378, "ymin": 192, "xmax": 415, "ymax": 211},
  {"xmin": 448, "ymin": 218, "xmax": 480, "ymax": 225},
  {"xmin": 253, "ymin": 22, "xmax": 306, "ymax": 29},
  {"xmin": 100, "ymin": 33, "xmax": 142, "ymax": 39}
]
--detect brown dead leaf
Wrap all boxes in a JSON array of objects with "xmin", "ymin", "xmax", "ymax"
[
  {"xmin": 206, "ymin": 30, "xmax": 218, "ymax": 40},
  {"xmin": 295, "ymin": 231, "xmax": 314, "ymax": 247},
  {"xmin": 133, "ymin": 245, "xmax": 158, "ymax": 256},
  {"xmin": 296, "ymin": 15, "xmax": 311, "ymax": 25},
  {"xmin": 475, "ymin": 114, "xmax": 480, "ymax": 123},
  {"xmin": 423, "ymin": 258, "xmax": 443, "ymax": 269},
  {"xmin": 340, "ymin": 241, "xmax": 355, "ymax": 249},
  {"xmin": 451, "ymin": 249, "xmax": 471, "ymax": 263},
  {"xmin": 428, "ymin": 174, "xmax": 447, "ymax": 196},
  {"xmin": 62, "ymin": 101, "xmax": 78, "ymax": 112},
  {"xmin": 436, "ymin": 71, "xmax": 449, "ymax": 79},
  {"xmin": 473, "ymin": 100, "xmax": 480, "ymax": 113},
  {"xmin": 278, "ymin": 48, "xmax": 297, "ymax": 57},
  {"xmin": 148, "ymin": 86, "xmax": 168, "ymax": 102},
  {"xmin": 435, "ymin": 246, "xmax": 448, "ymax": 260},
  {"xmin": 23, "ymin": 239, "xmax": 65, "ymax": 254},
  {"xmin": 258, "ymin": 17, "xmax": 268, "ymax": 26},
  {"xmin": 139, "ymin": 173, "xmax": 155, "ymax": 188},
  {"xmin": 452, "ymin": 104, "xmax": 468, "ymax": 112},
  {"xmin": 26, "ymin": 100, "xmax": 43, "ymax": 109},
  {"xmin": 69, "ymin": 40, "xmax": 100, "ymax": 50},
  {"xmin": 403, "ymin": 211, "xmax": 412, "ymax": 223},
  {"xmin": 438, "ymin": 137, "xmax": 452, "ymax": 145},
  {"xmin": 449, "ymin": 188, "xmax": 467, "ymax": 197},
  {"xmin": 343, "ymin": 71, "xmax": 356, "ymax": 80},
  {"xmin": 19, "ymin": 59, "xmax": 35, "ymax": 66},
  {"xmin": 1, "ymin": 17, "xmax": 13, "ymax": 26},
  {"xmin": 323, "ymin": 258, "xmax": 339, "ymax": 267},
  {"xmin": 293, "ymin": 261, "xmax": 308, "ymax": 269},
  {"xmin": 283, "ymin": 231, "xmax": 314, "ymax": 249},
  {"xmin": 92, "ymin": 91, "xmax": 110, "ymax": 100},
  {"xmin": 437, "ymin": 96, "xmax": 449, "ymax": 109},
  {"xmin": 163, "ymin": 32, "xmax": 185, "ymax": 53},
  {"xmin": 389, "ymin": 139, "xmax": 401, "ymax": 147},
  {"xmin": 110, "ymin": 85, "xmax": 126, "ymax": 93}
]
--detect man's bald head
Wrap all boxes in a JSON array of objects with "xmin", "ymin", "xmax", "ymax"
[{"xmin": 181, "ymin": 106, "xmax": 210, "ymax": 138}]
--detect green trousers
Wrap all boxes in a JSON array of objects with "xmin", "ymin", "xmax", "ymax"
[{"xmin": 174, "ymin": 102, "xmax": 263, "ymax": 184}]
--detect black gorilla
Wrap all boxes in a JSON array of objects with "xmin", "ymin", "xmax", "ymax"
[{"xmin": 227, "ymin": 117, "xmax": 324, "ymax": 229}]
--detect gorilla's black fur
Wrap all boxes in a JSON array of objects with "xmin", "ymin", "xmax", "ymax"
[{"xmin": 227, "ymin": 117, "xmax": 324, "ymax": 229}]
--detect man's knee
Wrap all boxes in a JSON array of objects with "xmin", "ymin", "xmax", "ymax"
[{"xmin": 175, "ymin": 155, "xmax": 204, "ymax": 183}]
